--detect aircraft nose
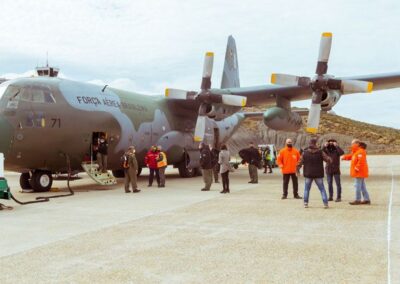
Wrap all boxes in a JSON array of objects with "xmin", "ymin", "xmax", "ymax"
[{"xmin": 0, "ymin": 115, "xmax": 12, "ymax": 155}]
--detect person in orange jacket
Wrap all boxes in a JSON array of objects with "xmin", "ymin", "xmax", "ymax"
[
  {"xmin": 342, "ymin": 140, "xmax": 371, "ymax": 205},
  {"xmin": 277, "ymin": 138, "xmax": 302, "ymax": 199}
]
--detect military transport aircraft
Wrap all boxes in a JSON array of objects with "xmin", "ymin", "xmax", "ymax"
[{"xmin": 0, "ymin": 32, "xmax": 399, "ymax": 192}]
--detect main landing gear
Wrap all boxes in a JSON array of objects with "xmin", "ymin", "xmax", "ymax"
[{"xmin": 20, "ymin": 170, "xmax": 53, "ymax": 192}]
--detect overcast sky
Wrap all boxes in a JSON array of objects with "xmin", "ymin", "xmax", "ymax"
[{"xmin": 0, "ymin": 0, "xmax": 399, "ymax": 128}]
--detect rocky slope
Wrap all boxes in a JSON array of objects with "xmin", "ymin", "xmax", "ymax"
[{"xmin": 228, "ymin": 111, "xmax": 400, "ymax": 155}]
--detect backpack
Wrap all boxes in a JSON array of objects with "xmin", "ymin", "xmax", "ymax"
[{"xmin": 121, "ymin": 155, "xmax": 129, "ymax": 169}]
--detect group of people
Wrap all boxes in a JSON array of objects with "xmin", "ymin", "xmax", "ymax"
[
  {"xmin": 121, "ymin": 137, "xmax": 371, "ymax": 209},
  {"xmin": 122, "ymin": 145, "xmax": 168, "ymax": 193},
  {"xmin": 277, "ymin": 138, "xmax": 370, "ymax": 208},
  {"xmin": 199, "ymin": 143, "xmax": 232, "ymax": 193}
]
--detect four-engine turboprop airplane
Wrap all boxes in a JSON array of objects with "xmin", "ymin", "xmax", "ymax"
[{"xmin": 0, "ymin": 32, "xmax": 399, "ymax": 192}]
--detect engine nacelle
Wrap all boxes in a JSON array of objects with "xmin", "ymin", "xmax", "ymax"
[
  {"xmin": 321, "ymin": 90, "xmax": 341, "ymax": 111},
  {"xmin": 263, "ymin": 107, "xmax": 302, "ymax": 131},
  {"xmin": 205, "ymin": 104, "xmax": 240, "ymax": 121}
]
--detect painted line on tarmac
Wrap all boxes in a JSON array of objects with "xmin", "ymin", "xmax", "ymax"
[{"xmin": 387, "ymin": 165, "xmax": 395, "ymax": 284}]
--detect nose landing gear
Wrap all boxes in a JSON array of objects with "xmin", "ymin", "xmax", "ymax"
[{"xmin": 19, "ymin": 170, "xmax": 53, "ymax": 192}]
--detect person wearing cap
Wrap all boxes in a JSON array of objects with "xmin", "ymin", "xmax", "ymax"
[
  {"xmin": 322, "ymin": 139, "xmax": 345, "ymax": 202},
  {"xmin": 123, "ymin": 146, "xmax": 140, "ymax": 193},
  {"xmin": 297, "ymin": 138, "xmax": 332, "ymax": 208},
  {"xmin": 343, "ymin": 141, "xmax": 371, "ymax": 205},
  {"xmin": 199, "ymin": 142, "xmax": 213, "ymax": 191},
  {"xmin": 157, "ymin": 145, "xmax": 168, "ymax": 188},
  {"xmin": 277, "ymin": 138, "xmax": 302, "ymax": 199}
]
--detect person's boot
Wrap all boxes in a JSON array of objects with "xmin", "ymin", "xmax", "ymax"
[
  {"xmin": 335, "ymin": 198, "xmax": 342, "ymax": 202},
  {"xmin": 349, "ymin": 200, "xmax": 362, "ymax": 205},
  {"xmin": 226, "ymin": 189, "xmax": 230, "ymax": 193},
  {"xmin": 132, "ymin": 189, "xmax": 141, "ymax": 193},
  {"xmin": 220, "ymin": 190, "xmax": 226, "ymax": 194},
  {"xmin": 328, "ymin": 196, "xmax": 333, "ymax": 201},
  {"xmin": 361, "ymin": 200, "xmax": 371, "ymax": 205},
  {"xmin": 294, "ymin": 195, "xmax": 303, "ymax": 199}
]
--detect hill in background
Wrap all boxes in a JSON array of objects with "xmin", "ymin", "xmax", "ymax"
[{"xmin": 227, "ymin": 109, "xmax": 400, "ymax": 154}]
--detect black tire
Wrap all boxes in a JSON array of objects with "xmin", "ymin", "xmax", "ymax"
[
  {"xmin": 19, "ymin": 172, "xmax": 32, "ymax": 189},
  {"xmin": 178, "ymin": 163, "xmax": 195, "ymax": 178},
  {"xmin": 112, "ymin": 169, "xmax": 125, "ymax": 178},
  {"xmin": 30, "ymin": 171, "xmax": 53, "ymax": 192}
]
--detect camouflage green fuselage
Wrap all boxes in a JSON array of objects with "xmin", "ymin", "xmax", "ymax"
[{"xmin": 0, "ymin": 77, "xmax": 244, "ymax": 173}]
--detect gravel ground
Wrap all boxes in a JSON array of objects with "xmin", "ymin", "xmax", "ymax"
[{"xmin": 0, "ymin": 155, "xmax": 399, "ymax": 283}]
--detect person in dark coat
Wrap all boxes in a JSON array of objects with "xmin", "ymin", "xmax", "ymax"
[
  {"xmin": 97, "ymin": 134, "xmax": 108, "ymax": 173},
  {"xmin": 239, "ymin": 142, "xmax": 261, "ymax": 183},
  {"xmin": 210, "ymin": 146, "xmax": 220, "ymax": 183},
  {"xmin": 322, "ymin": 139, "xmax": 345, "ymax": 202},
  {"xmin": 199, "ymin": 143, "xmax": 213, "ymax": 191},
  {"xmin": 297, "ymin": 138, "xmax": 332, "ymax": 208}
]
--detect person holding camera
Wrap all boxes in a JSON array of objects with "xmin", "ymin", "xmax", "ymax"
[{"xmin": 322, "ymin": 139, "xmax": 345, "ymax": 202}]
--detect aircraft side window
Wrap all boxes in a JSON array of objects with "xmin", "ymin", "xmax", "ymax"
[
  {"xmin": 31, "ymin": 87, "xmax": 56, "ymax": 103},
  {"xmin": 4, "ymin": 86, "xmax": 20, "ymax": 100}
]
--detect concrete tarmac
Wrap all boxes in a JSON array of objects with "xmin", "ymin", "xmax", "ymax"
[{"xmin": 0, "ymin": 155, "xmax": 399, "ymax": 283}]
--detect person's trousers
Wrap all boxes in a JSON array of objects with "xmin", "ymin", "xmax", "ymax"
[
  {"xmin": 248, "ymin": 164, "xmax": 258, "ymax": 182},
  {"xmin": 124, "ymin": 168, "xmax": 137, "ymax": 192},
  {"xmin": 354, "ymin": 177, "xmax": 370, "ymax": 201},
  {"xmin": 326, "ymin": 174, "xmax": 342, "ymax": 199},
  {"xmin": 221, "ymin": 171, "xmax": 230, "ymax": 192},
  {"xmin": 304, "ymin": 177, "xmax": 328, "ymax": 205},
  {"xmin": 282, "ymin": 173, "xmax": 298, "ymax": 197},
  {"xmin": 97, "ymin": 153, "xmax": 108, "ymax": 173},
  {"xmin": 149, "ymin": 168, "xmax": 160, "ymax": 186},
  {"xmin": 213, "ymin": 164, "xmax": 220, "ymax": 182},
  {"xmin": 159, "ymin": 167, "xmax": 166, "ymax": 186},
  {"xmin": 202, "ymin": 169, "xmax": 213, "ymax": 190}
]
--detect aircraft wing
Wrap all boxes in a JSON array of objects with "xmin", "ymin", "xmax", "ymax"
[{"xmin": 222, "ymin": 72, "xmax": 400, "ymax": 107}]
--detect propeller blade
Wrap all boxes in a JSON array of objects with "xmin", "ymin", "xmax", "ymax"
[
  {"xmin": 201, "ymin": 52, "xmax": 214, "ymax": 90},
  {"xmin": 306, "ymin": 91, "xmax": 323, "ymax": 134},
  {"xmin": 165, "ymin": 88, "xmax": 190, "ymax": 99},
  {"xmin": 194, "ymin": 116, "xmax": 206, "ymax": 142},
  {"xmin": 271, "ymin": 73, "xmax": 299, "ymax": 86},
  {"xmin": 315, "ymin": 32, "xmax": 332, "ymax": 75},
  {"xmin": 341, "ymin": 80, "xmax": 373, "ymax": 94},
  {"xmin": 271, "ymin": 73, "xmax": 311, "ymax": 87},
  {"xmin": 221, "ymin": 95, "xmax": 247, "ymax": 107}
]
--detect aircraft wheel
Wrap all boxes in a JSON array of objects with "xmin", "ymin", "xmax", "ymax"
[
  {"xmin": 178, "ymin": 163, "xmax": 195, "ymax": 178},
  {"xmin": 112, "ymin": 170, "xmax": 125, "ymax": 178},
  {"xmin": 30, "ymin": 170, "xmax": 53, "ymax": 192},
  {"xmin": 19, "ymin": 172, "xmax": 32, "ymax": 189}
]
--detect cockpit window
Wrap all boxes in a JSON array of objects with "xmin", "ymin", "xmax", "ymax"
[{"xmin": 6, "ymin": 85, "xmax": 56, "ymax": 103}]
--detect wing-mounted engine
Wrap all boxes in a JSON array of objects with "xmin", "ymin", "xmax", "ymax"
[
  {"xmin": 320, "ymin": 90, "xmax": 341, "ymax": 111},
  {"xmin": 165, "ymin": 38, "xmax": 246, "ymax": 142},
  {"xmin": 263, "ymin": 107, "xmax": 302, "ymax": 132},
  {"xmin": 270, "ymin": 32, "xmax": 373, "ymax": 133}
]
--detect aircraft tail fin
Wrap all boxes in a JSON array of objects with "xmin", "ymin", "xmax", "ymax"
[{"xmin": 221, "ymin": 35, "xmax": 240, "ymax": 89}]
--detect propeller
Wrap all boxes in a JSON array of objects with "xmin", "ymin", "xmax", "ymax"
[
  {"xmin": 165, "ymin": 52, "xmax": 246, "ymax": 142},
  {"xmin": 270, "ymin": 32, "xmax": 373, "ymax": 134}
]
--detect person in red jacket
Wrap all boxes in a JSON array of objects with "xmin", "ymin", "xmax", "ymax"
[
  {"xmin": 277, "ymin": 138, "xmax": 302, "ymax": 199},
  {"xmin": 144, "ymin": 146, "xmax": 160, "ymax": 187},
  {"xmin": 342, "ymin": 141, "xmax": 371, "ymax": 205}
]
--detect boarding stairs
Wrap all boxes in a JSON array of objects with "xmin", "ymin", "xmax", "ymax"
[{"xmin": 81, "ymin": 162, "xmax": 117, "ymax": 186}]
